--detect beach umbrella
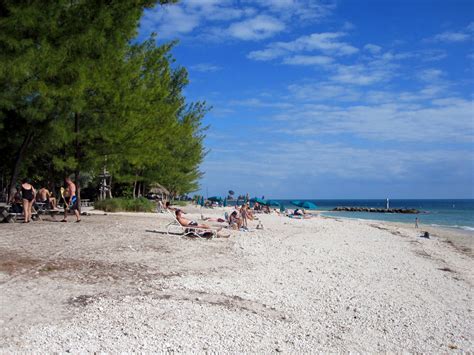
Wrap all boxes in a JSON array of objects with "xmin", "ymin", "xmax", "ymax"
[
  {"xmin": 291, "ymin": 200, "xmax": 302, "ymax": 206},
  {"xmin": 199, "ymin": 196, "xmax": 204, "ymax": 207},
  {"xmin": 266, "ymin": 200, "xmax": 280, "ymax": 207},
  {"xmin": 223, "ymin": 197, "xmax": 227, "ymax": 207},
  {"xmin": 301, "ymin": 201, "xmax": 317, "ymax": 209},
  {"xmin": 250, "ymin": 197, "xmax": 266, "ymax": 204},
  {"xmin": 279, "ymin": 203, "xmax": 285, "ymax": 213}
]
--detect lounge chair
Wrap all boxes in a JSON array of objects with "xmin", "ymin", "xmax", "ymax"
[{"xmin": 165, "ymin": 209, "xmax": 217, "ymax": 239}]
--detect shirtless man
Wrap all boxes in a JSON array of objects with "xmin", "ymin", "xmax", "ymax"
[
  {"xmin": 38, "ymin": 187, "xmax": 58, "ymax": 209},
  {"xmin": 62, "ymin": 177, "xmax": 81, "ymax": 222},
  {"xmin": 175, "ymin": 209, "xmax": 209, "ymax": 229}
]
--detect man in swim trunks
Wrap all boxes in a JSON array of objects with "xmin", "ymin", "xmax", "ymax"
[
  {"xmin": 175, "ymin": 209, "xmax": 210, "ymax": 229},
  {"xmin": 62, "ymin": 177, "xmax": 81, "ymax": 222}
]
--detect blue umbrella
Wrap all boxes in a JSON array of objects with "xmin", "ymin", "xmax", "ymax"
[
  {"xmin": 279, "ymin": 203, "xmax": 285, "ymax": 213},
  {"xmin": 223, "ymin": 197, "xmax": 227, "ymax": 207},
  {"xmin": 199, "ymin": 196, "xmax": 204, "ymax": 207},
  {"xmin": 291, "ymin": 200, "xmax": 317, "ymax": 209},
  {"xmin": 266, "ymin": 200, "xmax": 280, "ymax": 207},
  {"xmin": 301, "ymin": 201, "xmax": 317, "ymax": 209},
  {"xmin": 250, "ymin": 197, "xmax": 266, "ymax": 204}
]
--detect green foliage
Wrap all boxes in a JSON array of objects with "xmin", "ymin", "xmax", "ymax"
[
  {"xmin": 94, "ymin": 197, "xmax": 155, "ymax": 213},
  {"xmin": 0, "ymin": 1, "xmax": 207, "ymax": 199}
]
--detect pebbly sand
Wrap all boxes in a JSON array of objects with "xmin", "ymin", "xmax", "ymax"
[{"xmin": 0, "ymin": 206, "xmax": 472, "ymax": 352}]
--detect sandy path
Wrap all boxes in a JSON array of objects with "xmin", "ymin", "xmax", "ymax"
[{"xmin": 0, "ymin": 209, "xmax": 472, "ymax": 352}]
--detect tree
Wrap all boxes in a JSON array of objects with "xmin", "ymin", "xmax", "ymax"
[{"xmin": 0, "ymin": 0, "xmax": 176, "ymax": 199}]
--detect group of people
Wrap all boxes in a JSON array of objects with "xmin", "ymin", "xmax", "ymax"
[
  {"xmin": 172, "ymin": 203, "xmax": 257, "ymax": 232},
  {"xmin": 9, "ymin": 177, "xmax": 81, "ymax": 223},
  {"xmin": 252, "ymin": 202, "xmax": 272, "ymax": 214}
]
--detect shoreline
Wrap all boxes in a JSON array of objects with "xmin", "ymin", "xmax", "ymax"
[
  {"xmin": 319, "ymin": 210, "xmax": 474, "ymax": 234},
  {"xmin": 319, "ymin": 213, "xmax": 473, "ymax": 257}
]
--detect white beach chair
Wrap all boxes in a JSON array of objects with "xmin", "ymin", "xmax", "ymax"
[{"xmin": 164, "ymin": 209, "xmax": 217, "ymax": 239}]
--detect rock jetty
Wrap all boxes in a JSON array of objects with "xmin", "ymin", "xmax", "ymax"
[{"xmin": 332, "ymin": 206, "xmax": 419, "ymax": 214}]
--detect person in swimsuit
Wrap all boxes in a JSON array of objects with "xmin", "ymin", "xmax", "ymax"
[
  {"xmin": 21, "ymin": 178, "xmax": 36, "ymax": 223},
  {"xmin": 62, "ymin": 177, "xmax": 81, "ymax": 222},
  {"xmin": 175, "ymin": 209, "xmax": 210, "ymax": 229}
]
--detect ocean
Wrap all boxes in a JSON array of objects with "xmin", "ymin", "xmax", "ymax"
[{"xmin": 276, "ymin": 199, "xmax": 474, "ymax": 232}]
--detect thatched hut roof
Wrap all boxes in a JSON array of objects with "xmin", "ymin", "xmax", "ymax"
[{"xmin": 149, "ymin": 183, "xmax": 170, "ymax": 195}]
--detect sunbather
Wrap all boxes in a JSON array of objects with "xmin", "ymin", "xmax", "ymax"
[
  {"xmin": 175, "ymin": 209, "xmax": 210, "ymax": 229},
  {"xmin": 228, "ymin": 210, "xmax": 243, "ymax": 230},
  {"xmin": 165, "ymin": 201, "xmax": 177, "ymax": 211}
]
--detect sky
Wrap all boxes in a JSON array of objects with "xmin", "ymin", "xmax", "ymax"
[{"xmin": 138, "ymin": 0, "xmax": 474, "ymax": 199}]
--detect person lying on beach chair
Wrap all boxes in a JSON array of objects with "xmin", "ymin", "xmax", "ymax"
[
  {"xmin": 171, "ymin": 209, "xmax": 228, "ymax": 238},
  {"xmin": 288, "ymin": 208, "xmax": 313, "ymax": 219},
  {"xmin": 176, "ymin": 209, "xmax": 211, "ymax": 229},
  {"xmin": 202, "ymin": 216, "xmax": 227, "ymax": 223}
]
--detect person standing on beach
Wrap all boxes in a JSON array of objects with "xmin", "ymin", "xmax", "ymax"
[
  {"xmin": 62, "ymin": 177, "xmax": 81, "ymax": 222},
  {"xmin": 415, "ymin": 217, "xmax": 419, "ymax": 229},
  {"xmin": 21, "ymin": 178, "xmax": 35, "ymax": 223}
]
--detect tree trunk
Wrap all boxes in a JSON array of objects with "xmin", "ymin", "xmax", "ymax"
[
  {"xmin": 108, "ymin": 175, "xmax": 113, "ymax": 198},
  {"xmin": 8, "ymin": 130, "xmax": 33, "ymax": 201},
  {"xmin": 74, "ymin": 113, "xmax": 81, "ymax": 213}
]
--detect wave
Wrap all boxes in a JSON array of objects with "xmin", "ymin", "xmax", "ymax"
[{"xmin": 430, "ymin": 224, "xmax": 474, "ymax": 232}]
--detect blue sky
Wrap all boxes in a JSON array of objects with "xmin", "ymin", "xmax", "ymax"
[{"xmin": 138, "ymin": 0, "xmax": 474, "ymax": 199}]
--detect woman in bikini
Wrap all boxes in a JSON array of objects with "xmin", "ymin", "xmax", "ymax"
[{"xmin": 21, "ymin": 178, "xmax": 36, "ymax": 223}]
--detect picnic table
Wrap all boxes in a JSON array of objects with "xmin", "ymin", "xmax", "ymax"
[
  {"xmin": 0, "ymin": 203, "xmax": 10, "ymax": 223},
  {"xmin": 0, "ymin": 203, "xmax": 28, "ymax": 223}
]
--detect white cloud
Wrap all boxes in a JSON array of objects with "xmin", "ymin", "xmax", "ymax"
[
  {"xmin": 282, "ymin": 55, "xmax": 334, "ymax": 66},
  {"xmin": 417, "ymin": 49, "xmax": 447, "ymax": 62},
  {"xmin": 140, "ymin": 5, "xmax": 200, "ymax": 38},
  {"xmin": 248, "ymin": 0, "xmax": 336, "ymax": 21},
  {"xmin": 248, "ymin": 32, "xmax": 358, "ymax": 61},
  {"xmin": 364, "ymin": 43, "xmax": 382, "ymax": 54},
  {"xmin": 274, "ymin": 97, "xmax": 474, "ymax": 143},
  {"xmin": 330, "ymin": 63, "xmax": 393, "ymax": 86},
  {"xmin": 204, "ymin": 139, "xmax": 471, "ymax": 183},
  {"xmin": 190, "ymin": 63, "xmax": 222, "ymax": 72},
  {"xmin": 140, "ymin": 0, "xmax": 335, "ymax": 41},
  {"xmin": 417, "ymin": 68, "xmax": 444, "ymax": 82},
  {"xmin": 287, "ymin": 82, "xmax": 361, "ymax": 102},
  {"xmin": 431, "ymin": 23, "xmax": 474, "ymax": 43},
  {"xmin": 227, "ymin": 15, "xmax": 285, "ymax": 40},
  {"xmin": 229, "ymin": 98, "xmax": 294, "ymax": 109},
  {"xmin": 433, "ymin": 31, "xmax": 470, "ymax": 42}
]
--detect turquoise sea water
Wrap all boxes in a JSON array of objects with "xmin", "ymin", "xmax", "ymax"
[{"xmin": 275, "ymin": 199, "xmax": 474, "ymax": 232}]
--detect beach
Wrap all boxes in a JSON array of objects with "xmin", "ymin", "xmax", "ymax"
[{"xmin": 0, "ymin": 207, "xmax": 472, "ymax": 352}]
